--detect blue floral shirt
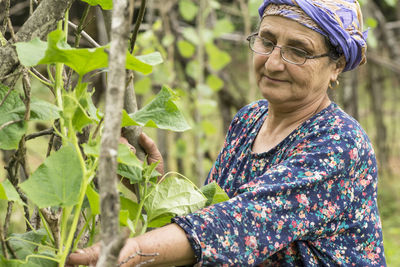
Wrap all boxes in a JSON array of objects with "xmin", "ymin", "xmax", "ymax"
[{"xmin": 173, "ymin": 100, "xmax": 386, "ymax": 266}]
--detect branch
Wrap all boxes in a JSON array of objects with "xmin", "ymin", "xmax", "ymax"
[
  {"xmin": 0, "ymin": 0, "xmax": 75, "ymax": 83},
  {"xmin": 96, "ymin": 0, "xmax": 135, "ymax": 266},
  {"xmin": 68, "ymin": 21, "xmax": 100, "ymax": 48},
  {"xmin": 129, "ymin": 0, "xmax": 147, "ymax": 53}
]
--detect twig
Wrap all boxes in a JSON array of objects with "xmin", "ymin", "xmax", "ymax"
[
  {"xmin": 25, "ymin": 128, "xmax": 54, "ymax": 141},
  {"xmin": 29, "ymin": 68, "xmax": 54, "ymax": 93},
  {"xmin": 1, "ymin": 0, "xmax": 10, "ymax": 36},
  {"xmin": 0, "ymin": 119, "xmax": 23, "ymax": 131},
  {"xmin": 22, "ymin": 69, "xmax": 31, "ymax": 121},
  {"xmin": 0, "ymin": 83, "xmax": 14, "ymax": 108},
  {"xmin": 3, "ymin": 204, "xmax": 19, "ymax": 260},
  {"xmin": 117, "ymin": 251, "xmax": 159, "ymax": 267},
  {"xmin": 0, "ymin": 221, "xmax": 9, "ymax": 259},
  {"xmin": 40, "ymin": 208, "xmax": 61, "ymax": 249},
  {"xmin": 68, "ymin": 21, "xmax": 100, "ymax": 48},
  {"xmin": 129, "ymin": 0, "xmax": 147, "ymax": 53}
]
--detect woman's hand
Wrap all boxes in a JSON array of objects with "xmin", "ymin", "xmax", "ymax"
[
  {"xmin": 120, "ymin": 132, "xmax": 164, "ymax": 176},
  {"xmin": 66, "ymin": 238, "xmax": 141, "ymax": 267},
  {"xmin": 66, "ymin": 224, "xmax": 196, "ymax": 267}
]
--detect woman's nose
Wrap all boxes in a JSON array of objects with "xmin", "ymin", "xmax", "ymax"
[{"xmin": 265, "ymin": 46, "xmax": 285, "ymax": 71}]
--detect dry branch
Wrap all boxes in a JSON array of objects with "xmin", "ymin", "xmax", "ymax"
[{"xmin": 96, "ymin": 0, "xmax": 135, "ymax": 266}]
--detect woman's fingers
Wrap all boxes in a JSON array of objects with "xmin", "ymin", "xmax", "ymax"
[
  {"xmin": 120, "ymin": 137, "xmax": 136, "ymax": 153},
  {"xmin": 66, "ymin": 243, "xmax": 101, "ymax": 266},
  {"xmin": 139, "ymin": 133, "xmax": 164, "ymax": 176}
]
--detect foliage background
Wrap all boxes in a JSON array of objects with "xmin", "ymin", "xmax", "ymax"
[{"xmin": 1, "ymin": 0, "xmax": 399, "ymax": 265}]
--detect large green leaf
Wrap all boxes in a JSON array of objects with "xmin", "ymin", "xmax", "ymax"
[
  {"xmin": 20, "ymin": 146, "xmax": 83, "ymax": 208},
  {"xmin": 144, "ymin": 176, "xmax": 207, "ymax": 222},
  {"xmin": 200, "ymin": 182, "xmax": 229, "ymax": 206},
  {"xmin": 0, "ymin": 84, "xmax": 59, "ymax": 150},
  {"xmin": 15, "ymin": 30, "xmax": 153, "ymax": 76},
  {"xmin": 0, "ymin": 179, "xmax": 24, "ymax": 206},
  {"xmin": 123, "ymin": 86, "xmax": 191, "ymax": 132},
  {"xmin": 81, "ymin": 0, "xmax": 112, "ymax": 10}
]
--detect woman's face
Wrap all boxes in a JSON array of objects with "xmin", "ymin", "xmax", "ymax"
[{"xmin": 253, "ymin": 16, "xmax": 343, "ymax": 110}]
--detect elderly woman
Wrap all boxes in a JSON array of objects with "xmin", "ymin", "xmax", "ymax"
[{"xmin": 68, "ymin": 0, "xmax": 386, "ymax": 266}]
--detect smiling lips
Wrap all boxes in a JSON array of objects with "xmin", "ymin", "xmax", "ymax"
[{"xmin": 263, "ymin": 74, "xmax": 289, "ymax": 83}]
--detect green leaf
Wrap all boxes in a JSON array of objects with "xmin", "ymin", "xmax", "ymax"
[
  {"xmin": 205, "ymin": 43, "xmax": 231, "ymax": 71},
  {"xmin": 86, "ymin": 184, "xmax": 100, "ymax": 215},
  {"xmin": 213, "ymin": 18, "xmax": 235, "ymax": 38},
  {"xmin": 117, "ymin": 164, "xmax": 143, "ymax": 184},
  {"xmin": 147, "ymin": 214, "xmax": 173, "ymax": 228},
  {"xmin": 7, "ymin": 229, "xmax": 47, "ymax": 260},
  {"xmin": 177, "ymin": 40, "xmax": 196, "ymax": 58},
  {"xmin": 182, "ymin": 28, "xmax": 199, "ymax": 45},
  {"xmin": 120, "ymin": 196, "xmax": 140, "ymax": 221},
  {"xmin": 135, "ymin": 77, "xmax": 152, "ymax": 95},
  {"xmin": 15, "ymin": 30, "xmax": 153, "ymax": 76},
  {"xmin": 144, "ymin": 176, "xmax": 207, "ymax": 222},
  {"xmin": 136, "ymin": 52, "xmax": 163, "ymax": 66},
  {"xmin": 0, "ymin": 179, "xmax": 24, "ymax": 206},
  {"xmin": 200, "ymin": 182, "xmax": 229, "ymax": 206},
  {"xmin": 125, "ymin": 86, "xmax": 191, "ymax": 132},
  {"xmin": 366, "ymin": 17, "xmax": 378, "ymax": 28},
  {"xmin": 0, "ymin": 84, "xmax": 27, "ymax": 150},
  {"xmin": 0, "ymin": 256, "xmax": 42, "ymax": 267},
  {"xmin": 201, "ymin": 120, "xmax": 217, "ymax": 136},
  {"xmin": 80, "ymin": 0, "xmax": 113, "ymax": 10},
  {"xmin": 179, "ymin": 0, "xmax": 198, "ymax": 21},
  {"xmin": 206, "ymin": 74, "xmax": 224, "ymax": 91},
  {"xmin": 0, "ymin": 121, "xmax": 26, "ymax": 150},
  {"xmin": 185, "ymin": 60, "xmax": 200, "ymax": 81},
  {"xmin": 20, "ymin": 146, "xmax": 83, "ymax": 208}
]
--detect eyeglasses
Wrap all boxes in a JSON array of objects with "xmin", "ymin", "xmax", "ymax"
[{"xmin": 246, "ymin": 34, "xmax": 330, "ymax": 65}]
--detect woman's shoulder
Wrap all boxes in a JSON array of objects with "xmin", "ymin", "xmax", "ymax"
[
  {"xmin": 308, "ymin": 102, "xmax": 374, "ymax": 150},
  {"xmin": 233, "ymin": 99, "xmax": 269, "ymax": 123}
]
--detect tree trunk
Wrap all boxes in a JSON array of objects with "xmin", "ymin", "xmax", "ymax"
[
  {"xmin": 367, "ymin": 63, "xmax": 389, "ymax": 170},
  {"xmin": 96, "ymin": 0, "xmax": 134, "ymax": 265}
]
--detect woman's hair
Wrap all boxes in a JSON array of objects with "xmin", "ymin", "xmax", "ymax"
[{"xmin": 325, "ymin": 38, "xmax": 342, "ymax": 61}]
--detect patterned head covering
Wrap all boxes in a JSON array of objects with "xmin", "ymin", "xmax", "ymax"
[{"xmin": 258, "ymin": 0, "xmax": 368, "ymax": 72}]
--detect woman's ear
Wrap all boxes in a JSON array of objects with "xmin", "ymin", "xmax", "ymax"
[{"xmin": 331, "ymin": 56, "xmax": 346, "ymax": 81}]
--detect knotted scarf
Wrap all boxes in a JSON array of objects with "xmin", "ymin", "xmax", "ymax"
[{"xmin": 258, "ymin": 0, "xmax": 368, "ymax": 71}]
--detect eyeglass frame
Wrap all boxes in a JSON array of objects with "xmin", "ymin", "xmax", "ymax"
[{"xmin": 246, "ymin": 33, "xmax": 331, "ymax": 65}]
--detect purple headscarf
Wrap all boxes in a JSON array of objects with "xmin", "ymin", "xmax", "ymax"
[{"xmin": 258, "ymin": 0, "xmax": 368, "ymax": 72}]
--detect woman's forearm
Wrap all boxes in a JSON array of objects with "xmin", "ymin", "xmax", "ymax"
[{"xmin": 120, "ymin": 223, "xmax": 197, "ymax": 267}]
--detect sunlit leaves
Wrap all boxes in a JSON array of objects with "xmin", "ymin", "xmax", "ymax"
[{"xmin": 20, "ymin": 146, "xmax": 83, "ymax": 208}]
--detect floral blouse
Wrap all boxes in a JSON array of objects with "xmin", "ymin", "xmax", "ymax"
[{"xmin": 172, "ymin": 100, "xmax": 386, "ymax": 266}]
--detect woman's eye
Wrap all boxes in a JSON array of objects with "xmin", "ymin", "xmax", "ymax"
[{"xmin": 290, "ymin": 47, "xmax": 307, "ymax": 57}]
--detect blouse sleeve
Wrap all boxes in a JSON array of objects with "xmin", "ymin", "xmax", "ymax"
[{"xmin": 172, "ymin": 126, "xmax": 374, "ymax": 266}]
